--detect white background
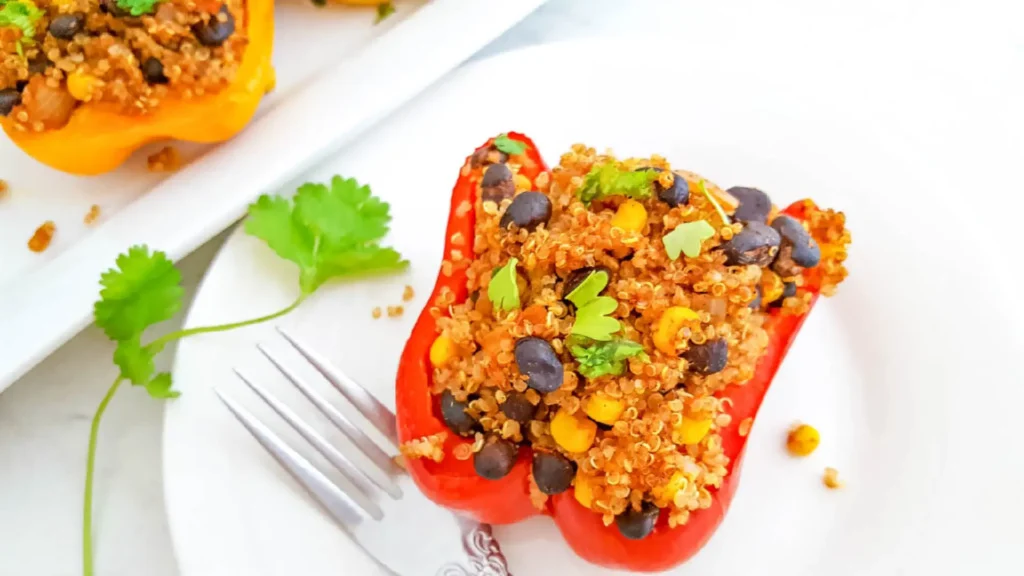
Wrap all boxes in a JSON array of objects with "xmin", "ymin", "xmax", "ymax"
[{"xmin": 1, "ymin": 1, "xmax": 1021, "ymax": 575}]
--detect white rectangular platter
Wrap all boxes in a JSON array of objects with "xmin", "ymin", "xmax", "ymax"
[{"xmin": 0, "ymin": 0, "xmax": 547, "ymax": 390}]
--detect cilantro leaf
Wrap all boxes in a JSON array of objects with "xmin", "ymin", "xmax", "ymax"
[
  {"xmin": 375, "ymin": 1, "xmax": 395, "ymax": 23},
  {"xmin": 571, "ymin": 296, "xmax": 620, "ymax": 341},
  {"xmin": 570, "ymin": 338, "xmax": 647, "ymax": 379},
  {"xmin": 144, "ymin": 372, "xmax": 179, "ymax": 399},
  {"xmin": 244, "ymin": 176, "xmax": 407, "ymax": 294},
  {"xmin": 112, "ymin": 337, "xmax": 155, "ymax": 385},
  {"xmin": 493, "ymin": 133, "xmax": 527, "ymax": 156},
  {"xmin": 114, "ymin": 0, "xmax": 161, "ymax": 16},
  {"xmin": 699, "ymin": 180, "xmax": 732, "ymax": 225},
  {"xmin": 566, "ymin": 269, "xmax": 609, "ymax": 309},
  {"xmin": 93, "ymin": 246, "xmax": 184, "ymax": 342},
  {"xmin": 577, "ymin": 163, "xmax": 657, "ymax": 205},
  {"xmin": 0, "ymin": 0, "xmax": 43, "ymax": 54},
  {"xmin": 663, "ymin": 220, "xmax": 716, "ymax": 260},
  {"xmin": 488, "ymin": 257, "xmax": 520, "ymax": 312}
]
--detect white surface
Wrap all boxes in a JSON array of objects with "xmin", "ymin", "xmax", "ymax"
[
  {"xmin": 1, "ymin": 1, "xmax": 1022, "ymax": 575},
  {"xmin": 164, "ymin": 14, "xmax": 1024, "ymax": 576},
  {"xmin": 0, "ymin": 0, "xmax": 546, "ymax": 391}
]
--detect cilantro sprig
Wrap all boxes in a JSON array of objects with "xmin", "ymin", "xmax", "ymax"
[
  {"xmin": 0, "ymin": 0, "xmax": 44, "ymax": 57},
  {"xmin": 699, "ymin": 179, "xmax": 732, "ymax": 225},
  {"xmin": 82, "ymin": 176, "xmax": 406, "ymax": 576},
  {"xmin": 493, "ymin": 133, "xmax": 527, "ymax": 156},
  {"xmin": 568, "ymin": 268, "xmax": 621, "ymax": 341},
  {"xmin": 488, "ymin": 257, "xmax": 521, "ymax": 312},
  {"xmin": 114, "ymin": 0, "xmax": 161, "ymax": 17},
  {"xmin": 577, "ymin": 162, "xmax": 657, "ymax": 205},
  {"xmin": 663, "ymin": 219, "xmax": 715, "ymax": 260},
  {"xmin": 569, "ymin": 337, "xmax": 648, "ymax": 379}
]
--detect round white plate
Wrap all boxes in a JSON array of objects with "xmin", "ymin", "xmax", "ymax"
[{"xmin": 164, "ymin": 35, "xmax": 1024, "ymax": 576}]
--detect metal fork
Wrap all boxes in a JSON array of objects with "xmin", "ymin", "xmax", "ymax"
[{"xmin": 215, "ymin": 327, "xmax": 511, "ymax": 576}]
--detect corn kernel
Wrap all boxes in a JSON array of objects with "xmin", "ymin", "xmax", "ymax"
[
  {"xmin": 610, "ymin": 200, "xmax": 647, "ymax": 232},
  {"xmin": 652, "ymin": 306, "xmax": 699, "ymax": 355},
  {"xmin": 429, "ymin": 334, "xmax": 455, "ymax": 367},
  {"xmin": 513, "ymin": 173, "xmax": 532, "ymax": 192},
  {"xmin": 67, "ymin": 71, "xmax": 100, "ymax": 101},
  {"xmin": 574, "ymin": 474, "xmax": 594, "ymax": 509},
  {"xmin": 551, "ymin": 408, "xmax": 597, "ymax": 453},
  {"xmin": 583, "ymin": 393, "xmax": 625, "ymax": 425},
  {"xmin": 652, "ymin": 471, "xmax": 688, "ymax": 506},
  {"xmin": 673, "ymin": 415, "xmax": 712, "ymax": 445},
  {"xmin": 761, "ymin": 270, "xmax": 784, "ymax": 304},
  {"xmin": 787, "ymin": 424, "xmax": 820, "ymax": 457}
]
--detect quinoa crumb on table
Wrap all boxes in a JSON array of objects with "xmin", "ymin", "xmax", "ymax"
[
  {"xmin": 399, "ymin": 134, "xmax": 852, "ymax": 549},
  {"xmin": 0, "ymin": 0, "xmax": 248, "ymax": 131}
]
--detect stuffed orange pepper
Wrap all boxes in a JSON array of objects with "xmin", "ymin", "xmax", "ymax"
[{"xmin": 0, "ymin": 0, "xmax": 273, "ymax": 175}]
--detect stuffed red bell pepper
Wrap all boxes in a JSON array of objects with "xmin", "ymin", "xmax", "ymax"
[{"xmin": 395, "ymin": 133, "xmax": 851, "ymax": 572}]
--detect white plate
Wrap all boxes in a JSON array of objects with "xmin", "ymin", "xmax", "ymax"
[
  {"xmin": 164, "ymin": 31, "xmax": 1024, "ymax": 576},
  {"xmin": 0, "ymin": 0, "xmax": 546, "ymax": 390}
]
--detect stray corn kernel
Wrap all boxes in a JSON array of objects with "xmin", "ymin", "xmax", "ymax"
[
  {"xmin": 761, "ymin": 270, "xmax": 785, "ymax": 304},
  {"xmin": 550, "ymin": 408, "xmax": 597, "ymax": 453},
  {"xmin": 823, "ymin": 467, "xmax": 843, "ymax": 489},
  {"xmin": 786, "ymin": 424, "xmax": 820, "ymax": 457},
  {"xmin": 610, "ymin": 200, "xmax": 648, "ymax": 232},
  {"xmin": 673, "ymin": 415, "xmax": 713, "ymax": 445},
  {"xmin": 582, "ymin": 393, "xmax": 625, "ymax": 425},
  {"xmin": 652, "ymin": 470, "xmax": 688, "ymax": 506},
  {"xmin": 67, "ymin": 71, "xmax": 100, "ymax": 101},
  {"xmin": 652, "ymin": 306, "xmax": 699, "ymax": 355},
  {"xmin": 513, "ymin": 173, "xmax": 532, "ymax": 192},
  {"xmin": 429, "ymin": 334, "xmax": 455, "ymax": 367},
  {"xmin": 573, "ymin": 474, "xmax": 594, "ymax": 509}
]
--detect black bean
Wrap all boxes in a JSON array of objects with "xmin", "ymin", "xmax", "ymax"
[
  {"xmin": 770, "ymin": 215, "xmax": 821, "ymax": 277},
  {"xmin": 616, "ymin": 502, "xmax": 660, "ymax": 540},
  {"xmin": 727, "ymin": 186, "xmax": 772, "ymax": 223},
  {"xmin": 499, "ymin": 191, "xmax": 552, "ymax": 231},
  {"xmin": 192, "ymin": 6, "xmax": 235, "ymax": 47},
  {"xmin": 720, "ymin": 221, "xmax": 780, "ymax": 267},
  {"xmin": 769, "ymin": 281, "xmax": 797, "ymax": 308},
  {"xmin": 470, "ymin": 146, "xmax": 508, "ymax": 168},
  {"xmin": 48, "ymin": 13, "xmax": 85, "ymax": 40},
  {"xmin": 481, "ymin": 163, "xmax": 514, "ymax": 204},
  {"xmin": 474, "ymin": 439, "xmax": 519, "ymax": 480},
  {"xmin": 141, "ymin": 57, "xmax": 169, "ymax": 84},
  {"xmin": 532, "ymin": 451, "xmax": 576, "ymax": 495},
  {"xmin": 439, "ymin": 389, "xmax": 476, "ymax": 436},
  {"xmin": 637, "ymin": 167, "xmax": 690, "ymax": 207},
  {"xmin": 683, "ymin": 339, "xmax": 728, "ymax": 375},
  {"xmin": 563, "ymin": 267, "xmax": 610, "ymax": 302},
  {"xmin": 514, "ymin": 337, "xmax": 564, "ymax": 393},
  {"xmin": 749, "ymin": 284, "xmax": 763, "ymax": 309},
  {"xmin": 500, "ymin": 391, "xmax": 535, "ymax": 426},
  {"xmin": 0, "ymin": 88, "xmax": 21, "ymax": 117}
]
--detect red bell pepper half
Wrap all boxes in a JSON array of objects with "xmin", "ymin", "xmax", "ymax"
[{"xmin": 395, "ymin": 133, "xmax": 828, "ymax": 572}]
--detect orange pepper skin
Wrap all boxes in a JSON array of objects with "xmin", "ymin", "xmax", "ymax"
[{"xmin": 1, "ymin": 0, "xmax": 274, "ymax": 176}]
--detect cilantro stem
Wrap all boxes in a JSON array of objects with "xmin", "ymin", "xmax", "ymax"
[
  {"xmin": 146, "ymin": 296, "xmax": 305, "ymax": 350},
  {"xmin": 83, "ymin": 376, "xmax": 124, "ymax": 576}
]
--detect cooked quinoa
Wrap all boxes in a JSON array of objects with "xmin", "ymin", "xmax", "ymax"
[
  {"xmin": 408, "ymin": 141, "xmax": 851, "ymax": 538},
  {"xmin": 0, "ymin": 0, "xmax": 247, "ymax": 131}
]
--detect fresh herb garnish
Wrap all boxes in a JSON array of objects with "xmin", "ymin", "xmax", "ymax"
[
  {"xmin": 488, "ymin": 257, "xmax": 521, "ymax": 312},
  {"xmin": 114, "ymin": 0, "xmax": 161, "ymax": 17},
  {"xmin": 570, "ymin": 338, "xmax": 648, "ymax": 379},
  {"xmin": 577, "ymin": 162, "xmax": 657, "ymax": 205},
  {"xmin": 0, "ymin": 0, "xmax": 43, "ymax": 57},
  {"xmin": 572, "ymin": 296, "xmax": 620, "ymax": 341},
  {"xmin": 82, "ymin": 176, "xmax": 406, "ymax": 576},
  {"xmin": 663, "ymin": 219, "xmax": 715, "ymax": 259},
  {"xmin": 493, "ymin": 133, "xmax": 527, "ymax": 156},
  {"xmin": 375, "ymin": 1, "xmax": 395, "ymax": 23},
  {"xmin": 565, "ymin": 269, "xmax": 609, "ymax": 309},
  {"xmin": 699, "ymin": 179, "xmax": 731, "ymax": 225}
]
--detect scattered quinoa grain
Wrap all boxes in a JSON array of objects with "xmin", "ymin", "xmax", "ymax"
[
  {"xmin": 399, "ymin": 432, "xmax": 447, "ymax": 463},
  {"xmin": 387, "ymin": 305, "xmax": 404, "ymax": 318},
  {"xmin": 823, "ymin": 467, "xmax": 843, "ymax": 489},
  {"xmin": 0, "ymin": 179, "xmax": 9, "ymax": 200},
  {"xmin": 84, "ymin": 204, "xmax": 101, "ymax": 225},
  {"xmin": 28, "ymin": 221, "xmax": 56, "ymax": 253},
  {"xmin": 147, "ymin": 146, "xmax": 183, "ymax": 173},
  {"xmin": 372, "ymin": 306, "xmax": 383, "ymax": 319},
  {"xmin": 402, "ymin": 285, "xmax": 415, "ymax": 302},
  {"xmin": 738, "ymin": 417, "xmax": 753, "ymax": 437}
]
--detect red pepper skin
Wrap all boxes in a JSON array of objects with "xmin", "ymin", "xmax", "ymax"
[
  {"xmin": 395, "ymin": 135, "xmax": 824, "ymax": 569},
  {"xmin": 396, "ymin": 133, "xmax": 545, "ymax": 525}
]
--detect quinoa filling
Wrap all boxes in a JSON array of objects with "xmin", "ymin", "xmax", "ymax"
[
  {"xmin": 406, "ymin": 141, "xmax": 851, "ymax": 540},
  {"xmin": 0, "ymin": 0, "xmax": 247, "ymax": 131}
]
